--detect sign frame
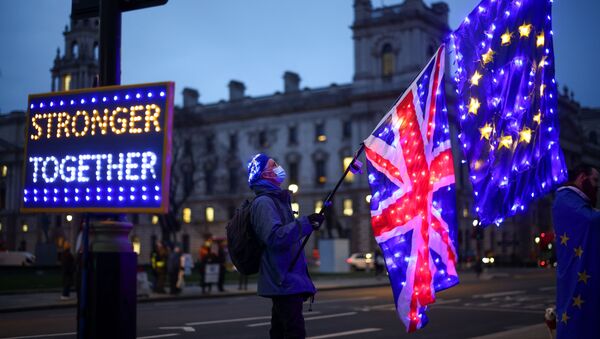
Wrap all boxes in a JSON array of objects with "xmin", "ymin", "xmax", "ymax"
[{"xmin": 20, "ymin": 81, "xmax": 174, "ymax": 214}]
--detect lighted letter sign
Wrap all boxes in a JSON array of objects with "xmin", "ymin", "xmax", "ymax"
[{"xmin": 21, "ymin": 82, "xmax": 174, "ymax": 213}]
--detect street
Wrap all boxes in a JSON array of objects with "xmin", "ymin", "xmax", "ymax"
[{"xmin": 0, "ymin": 269, "xmax": 555, "ymax": 339}]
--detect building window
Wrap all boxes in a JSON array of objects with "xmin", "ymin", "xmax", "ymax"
[
  {"xmin": 229, "ymin": 133, "xmax": 238, "ymax": 152},
  {"xmin": 288, "ymin": 126, "xmax": 298, "ymax": 145},
  {"xmin": 229, "ymin": 168, "xmax": 238, "ymax": 193},
  {"xmin": 182, "ymin": 234, "xmax": 190, "ymax": 253},
  {"xmin": 205, "ymin": 169, "xmax": 214, "ymax": 195},
  {"xmin": 316, "ymin": 160, "xmax": 327, "ymax": 184},
  {"xmin": 151, "ymin": 215, "xmax": 159, "ymax": 225},
  {"xmin": 314, "ymin": 200, "xmax": 323, "ymax": 214},
  {"xmin": 343, "ymin": 199, "xmax": 354, "ymax": 216},
  {"xmin": 132, "ymin": 236, "xmax": 141, "ymax": 255},
  {"xmin": 72, "ymin": 41, "xmax": 79, "ymax": 59},
  {"xmin": 289, "ymin": 161, "xmax": 299, "ymax": 184},
  {"xmin": 206, "ymin": 207, "xmax": 215, "ymax": 223},
  {"xmin": 382, "ymin": 43, "xmax": 395, "ymax": 77},
  {"xmin": 315, "ymin": 123, "xmax": 326, "ymax": 142},
  {"xmin": 343, "ymin": 157, "xmax": 355, "ymax": 183},
  {"xmin": 590, "ymin": 131, "xmax": 598, "ymax": 144},
  {"xmin": 22, "ymin": 223, "xmax": 29, "ymax": 233},
  {"xmin": 1, "ymin": 165, "xmax": 7, "ymax": 177},
  {"xmin": 63, "ymin": 74, "xmax": 72, "ymax": 91},
  {"xmin": 291, "ymin": 203, "xmax": 299, "ymax": 214},
  {"xmin": 205, "ymin": 135, "xmax": 215, "ymax": 153},
  {"xmin": 93, "ymin": 42, "xmax": 99, "ymax": 60},
  {"xmin": 343, "ymin": 121, "xmax": 352, "ymax": 139},
  {"xmin": 183, "ymin": 208, "xmax": 192, "ymax": 224},
  {"xmin": 259, "ymin": 131, "xmax": 269, "ymax": 148}
]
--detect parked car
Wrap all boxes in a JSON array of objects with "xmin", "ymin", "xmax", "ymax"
[
  {"xmin": 0, "ymin": 251, "xmax": 36, "ymax": 266},
  {"xmin": 346, "ymin": 252, "xmax": 374, "ymax": 271}
]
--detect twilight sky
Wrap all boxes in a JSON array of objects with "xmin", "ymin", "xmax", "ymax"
[{"xmin": 0, "ymin": 0, "xmax": 598, "ymax": 113}]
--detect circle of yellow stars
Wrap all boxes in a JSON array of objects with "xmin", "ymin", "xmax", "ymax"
[
  {"xmin": 558, "ymin": 231, "xmax": 589, "ymax": 326},
  {"xmin": 466, "ymin": 21, "xmax": 547, "ymax": 152}
]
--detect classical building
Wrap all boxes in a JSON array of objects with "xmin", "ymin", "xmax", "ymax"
[{"xmin": 0, "ymin": 0, "xmax": 598, "ymax": 266}]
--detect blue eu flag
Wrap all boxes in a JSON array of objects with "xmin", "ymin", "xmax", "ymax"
[
  {"xmin": 451, "ymin": 0, "xmax": 567, "ymax": 225},
  {"xmin": 552, "ymin": 187, "xmax": 600, "ymax": 339}
]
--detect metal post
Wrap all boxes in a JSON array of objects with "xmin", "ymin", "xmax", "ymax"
[
  {"xmin": 287, "ymin": 144, "xmax": 366, "ymax": 272},
  {"xmin": 99, "ymin": 0, "xmax": 121, "ymax": 86}
]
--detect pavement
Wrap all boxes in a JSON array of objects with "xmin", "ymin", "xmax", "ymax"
[{"xmin": 0, "ymin": 268, "xmax": 554, "ymax": 338}]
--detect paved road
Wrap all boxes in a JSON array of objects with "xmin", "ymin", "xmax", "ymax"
[{"xmin": 0, "ymin": 270, "xmax": 555, "ymax": 339}]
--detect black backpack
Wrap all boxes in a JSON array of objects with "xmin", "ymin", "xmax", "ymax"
[{"xmin": 226, "ymin": 198, "xmax": 263, "ymax": 275}]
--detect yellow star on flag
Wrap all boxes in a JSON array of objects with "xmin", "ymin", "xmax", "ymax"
[
  {"xmin": 533, "ymin": 111, "xmax": 542, "ymax": 124},
  {"xmin": 471, "ymin": 71, "xmax": 483, "ymax": 86},
  {"xmin": 479, "ymin": 123, "xmax": 493, "ymax": 140},
  {"xmin": 574, "ymin": 246, "xmax": 584, "ymax": 258},
  {"xmin": 560, "ymin": 232, "xmax": 569, "ymax": 246},
  {"xmin": 578, "ymin": 271, "xmax": 590, "ymax": 284},
  {"xmin": 536, "ymin": 32, "xmax": 545, "ymax": 47},
  {"xmin": 481, "ymin": 48, "xmax": 495, "ymax": 65},
  {"xmin": 499, "ymin": 134, "xmax": 513, "ymax": 150},
  {"xmin": 561, "ymin": 312, "xmax": 570, "ymax": 324},
  {"xmin": 572, "ymin": 295, "xmax": 585, "ymax": 309},
  {"xmin": 538, "ymin": 56, "xmax": 548, "ymax": 69},
  {"xmin": 519, "ymin": 23, "xmax": 532, "ymax": 38},
  {"xmin": 468, "ymin": 97, "xmax": 481, "ymax": 115},
  {"xmin": 540, "ymin": 84, "xmax": 546, "ymax": 97},
  {"xmin": 501, "ymin": 29, "xmax": 513, "ymax": 46},
  {"xmin": 519, "ymin": 127, "xmax": 532, "ymax": 144}
]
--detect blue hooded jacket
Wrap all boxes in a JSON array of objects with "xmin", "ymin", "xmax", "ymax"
[{"xmin": 250, "ymin": 179, "xmax": 316, "ymax": 297}]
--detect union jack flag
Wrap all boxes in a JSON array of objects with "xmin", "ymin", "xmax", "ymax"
[{"xmin": 364, "ymin": 45, "xmax": 459, "ymax": 332}]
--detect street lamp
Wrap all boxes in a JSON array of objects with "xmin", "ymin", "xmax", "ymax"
[
  {"xmin": 66, "ymin": 215, "xmax": 73, "ymax": 222},
  {"xmin": 365, "ymin": 194, "xmax": 372, "ymax": 203},
  {"xmin": 288, "ymin": 184, "xmax": 299, "ymax": 194}
]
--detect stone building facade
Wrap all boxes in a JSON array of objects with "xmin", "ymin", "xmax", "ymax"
[{"xmin": 0, "ymin": 0, "xmax": 598, "ymax": 266}]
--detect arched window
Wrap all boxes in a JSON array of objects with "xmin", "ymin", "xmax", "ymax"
[
  {"xmin": 71, "ymin": 42, "xmax": 79, "ymax": 59},
  {"xmin": 382, "ymin": 43, "xmax": 395, "ymax": 77},
  {"xmin": 93, "ymin": 42, "xmax": 99, "ymax": 60}
]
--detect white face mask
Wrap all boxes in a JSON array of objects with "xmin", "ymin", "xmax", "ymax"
[{"xmin": 272, "ymin": 166, "xmax": 286, "ymax": 183}]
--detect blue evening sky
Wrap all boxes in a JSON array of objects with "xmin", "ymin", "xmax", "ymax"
[{"xmin": 0, "ymin": 0, "xmax": 598, "ymax": 113}]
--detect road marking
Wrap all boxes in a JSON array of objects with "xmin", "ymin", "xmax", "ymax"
[
  {"xmin": 247, "ymin": 312, "xmax": 358, "ymax": 327},
  {"xmin": 473, "ymin": 290, "xmax": 525, "ymax": 298},
  {"xmin": 539, "ymin": 286, "xmax": 556, "ymax": 292},
  {"xmin": 316, "ymin": 296, "xmax": 376, "ymax": 304},
  {"xmin": 307, "ymin": 328, "xmax": 382, "ymax": 339},
  {"xmin": 1, "ymin": 332, "xmax": 76, "ymax": 339},
  {"xmin": 434, "ymin": 298, "xmax": 461, "ymax": 305},
  {"xmin": 185, "ymin": 311, "xmax": 320, "ymax": 326},
  {"xmin": 434, "ymin": 305, "xmax": 540, "ymax": 314},
  {"xmin": 158, "ymin": 326, "xmax": 195, "ymax": 332},
  {"xmin": 138, "ymin": 334, "xmax": 180, "ymax": 339}
]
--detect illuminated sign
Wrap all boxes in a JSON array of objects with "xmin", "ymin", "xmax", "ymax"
[{"xmin": 21, "ymin": 82, "xmax": 173, "ymax": 213}]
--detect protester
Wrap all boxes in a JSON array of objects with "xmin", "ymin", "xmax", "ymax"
[
  {"xmin": 374, "ymin": 249, "xmax": 385, "ymax": 278},
  {"xmin": 154, "ymin": 240, "xmax": 168, "ymax": 294},
  {"xmin": 168, "ymin": 244, "xmax": 183, "ymax": 295},
  {"xmin": 247, "ymin": 153, "xmax": 324, "ymax": 339},
  {"xmin": 200, "ymin": 247, "xmax": 218, "ymax": 294},
  {"xmin": 552, "ymin": 164, "xmax": 600, "ymax": 339},
  {"xmin": 60, "ymin": 242, "xmax": 75, "ymax": 300}
]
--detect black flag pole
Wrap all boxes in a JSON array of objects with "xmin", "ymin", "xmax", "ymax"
[{"xmin": 287, "ymin": 143, "xmax": 366, "ymax": 273}]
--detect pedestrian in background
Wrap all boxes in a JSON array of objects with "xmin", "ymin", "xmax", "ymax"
[
  {"xmin": 60, "ymin": 242, "xmax": 75, "ymax": 300},
  {"xmin": 168, "ymin": 244, "xmax": 183, "ymax": 295},
  {"xmin": 552, "ymin": 164, "xmax": 600, "ymax": 339},
  {"xmin": 154, "ymin": 240, "xmax": 168, "ymax": 294},
  {"xmin": 217, "ymin": 241, "xmax": 227, "ymax": 292},
  {"xmin": 247, "ymin": 153, "xmax": 324, "ymax": 339}
]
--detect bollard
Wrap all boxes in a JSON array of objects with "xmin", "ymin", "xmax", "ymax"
[{"xmin": 82, "ymin": 220, "xmax": 137, "ymax": 339}]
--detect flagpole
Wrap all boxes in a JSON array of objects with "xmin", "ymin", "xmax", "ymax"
[{"xmin": 287, "ymin": 143, "xmax": 366, "ymax": 273}]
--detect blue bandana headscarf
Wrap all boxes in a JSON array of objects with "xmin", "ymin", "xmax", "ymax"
[{"xmin": 247, "ymin": 153, "xmax": 270, "ymax": 186}]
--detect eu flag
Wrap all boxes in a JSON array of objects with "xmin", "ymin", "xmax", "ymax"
[
  {"xmin": 552, "ymin": 186, "xmax": 600, "ymax": 339},
  {"xmin": 451, "ymin": 0, "xmax": 567, "ymax": 225}
]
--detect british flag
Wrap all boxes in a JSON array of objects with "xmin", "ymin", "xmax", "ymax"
[{"xmin": 364, "ymin": 45, "xmax": 459, "ymax": 332}]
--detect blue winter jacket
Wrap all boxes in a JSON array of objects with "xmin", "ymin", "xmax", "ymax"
[{"xmin": 250, "ymin": 180, "xmax": 316, "ymax": 297}]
